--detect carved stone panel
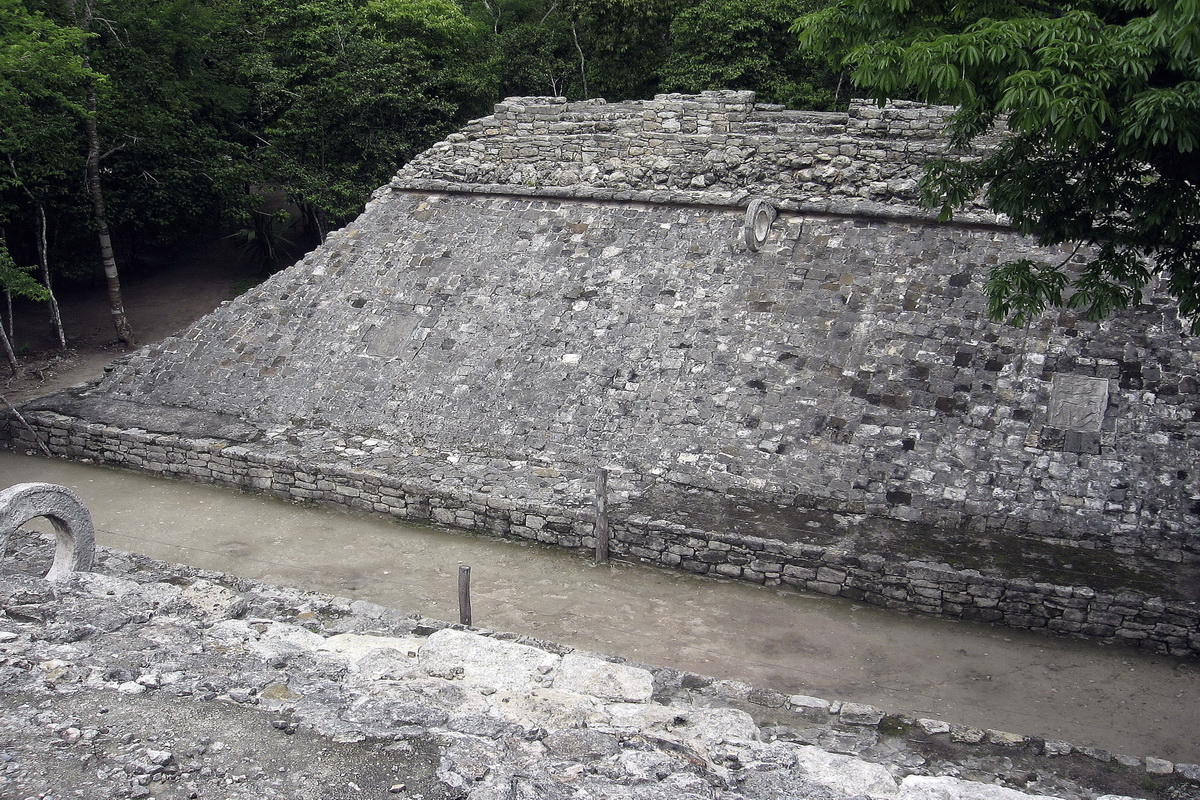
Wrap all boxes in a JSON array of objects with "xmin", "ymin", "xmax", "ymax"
[{"xmin": 1047, "ymin": 374, "xmax": 1110, "ymax": 433}]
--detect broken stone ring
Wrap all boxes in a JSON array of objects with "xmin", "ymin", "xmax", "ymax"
[{"xmin": 0, "ymin": 482, "xmax": 96, "ymax": 581}]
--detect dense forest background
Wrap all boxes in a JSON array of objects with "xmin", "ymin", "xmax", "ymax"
[{"xmin": 0, "ymin": 0, "xmax": 840, "ymax": 360}]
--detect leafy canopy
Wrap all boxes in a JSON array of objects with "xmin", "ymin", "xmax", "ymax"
[
  {"xmin": 660, "ymin": 0, "xmax": 839, "ymax": 109},
  {"xmin": 248, "ymin": 0, "xmax": 497, "ymax": 230},
  {"xmin": 796, "ymin": 0, "xmax": 1200, "ymax": 332},
  {"xmin": 0, "ymin": 242, "xmax": 50, "ymax": 302}
]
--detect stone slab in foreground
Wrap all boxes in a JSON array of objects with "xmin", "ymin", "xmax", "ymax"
[{"xmin": 0, "ymin": 544, "xmax": 1193, "ymax": 800}]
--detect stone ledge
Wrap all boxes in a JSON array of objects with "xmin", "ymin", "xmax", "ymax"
[{"xmin": 382, "ymin": 180, "xmax": 1011, "ymax": 228}]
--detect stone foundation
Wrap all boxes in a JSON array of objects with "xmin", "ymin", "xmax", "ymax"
[{"xmin": 8, "ymin": 411, "xmax": 1198, "ymax": 658}]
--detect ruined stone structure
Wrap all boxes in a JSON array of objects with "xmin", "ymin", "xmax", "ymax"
[{"xmin": 7, "ymin": 92, "xmax": 1199, "ymax": 653}]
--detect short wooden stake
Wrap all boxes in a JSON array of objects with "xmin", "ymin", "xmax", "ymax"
[
  {"xmin": 458, "ymin": 565, "xmax": 472, "ymax": 627},
  {"xmin": 594, "ymin": 469, "xmax": 610, "ymax": 565}
]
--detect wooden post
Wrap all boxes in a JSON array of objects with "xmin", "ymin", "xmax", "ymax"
[
  {"xmin": 458, "ymin": 565, "xmax": 472, "ymax": 627},
  {"xmin": 594, "ymin": 469, "xmax": 610, "ymax": 565}
]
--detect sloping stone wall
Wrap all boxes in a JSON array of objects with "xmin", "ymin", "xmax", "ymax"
[
  {"xmin": 75, "ymin": 187, "xmax": 1198, "ymax": 558},
  {"xmin": 6, "ymin": 92, "xmax": 1199, "ymax": 645},
  {"xmin": 398, "ymin": 94, "xmax": 999, "ymax": 218}
]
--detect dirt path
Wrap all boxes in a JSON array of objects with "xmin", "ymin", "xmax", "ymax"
[{"xmin": 2, "ymin": 238, "xmax": 258, "ymax": 405}]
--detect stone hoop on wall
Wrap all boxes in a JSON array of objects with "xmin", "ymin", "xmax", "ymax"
[
  {"xmin": 0, "ymin": 482, "xmax": 96, "ymax": 581},
  {"xmin": 743, "ymin": 199, "xmax": 777, "ymax": 252}
]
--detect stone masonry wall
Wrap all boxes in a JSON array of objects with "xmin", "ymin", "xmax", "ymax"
[
  {"xmin": 396, "ymin": 93, "xmax": 999, "ymax": 218},
  {"xmin": 7, "ymin": 92, "xmax": 1198, "ymax": 648},
  {"xmin": 80, "ymin": 188, "xmax": 1200, "ymax": 560},
  {"xmin": 6, "ymin": 413, "xmax": 1199, "ymax": 657}
]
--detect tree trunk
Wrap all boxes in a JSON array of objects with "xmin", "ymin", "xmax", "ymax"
[
  {"xmin": 33, "ymin": 203, "xmax": 67, "ymax": 350},
  {"xmin": 8, "ymin": 157, "xmax": 66, "ymax": 349},
  {"xmin": 570, "ymin": 18, "xmax": 589, "ymax": 99},
  {"xmin": 0, "ymin": 319, "xmax": 19, "ymax": 377},
  {"xmin": 84, "ymin": 82, "xmax": 136, "ymax": 347},
  {"xmin": 73, "ymin": 0, "xmax": 134, "ymax": 347}
]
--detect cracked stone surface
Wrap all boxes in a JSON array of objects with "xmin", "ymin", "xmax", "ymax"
[{"xmin": 2, "ymin": 538, "xmax": 1197, "ymax": 800}]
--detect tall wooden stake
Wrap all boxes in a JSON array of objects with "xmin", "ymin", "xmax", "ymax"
[
  {"xmin": 458, "ymin": 565, "xmax": 472, "ymax": 627},
  {"xmin": 594, "ymin": 469, "xmax": 610, "ymax": 565}
]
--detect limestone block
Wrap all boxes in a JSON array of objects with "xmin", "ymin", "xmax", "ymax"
[
  {"xmin": 792, "ymin": 744, "xmax": 899, "ymax": 799},
  {"xmin": 77, "ymin": 572, "xmax": 180, "ymax": 606},
  {"xmin": 318, "ymin": 632, "xmax": 422, "ymax": 662},
  {"xmin": 181, "ymin": 579, "xmax": 248, "ymax": 620},
  {"xmin": 552, "ymin": 653, "xmax": 654, "ymax": 703},
  {"xmin": 543, "ymin": 728, "xmax": 622, "ymax": 761},
  {"xmin": 898, "ymin": 775, "xmax": 1059, "ymax": 799},
  {"xmin": 602, "ymin": 702, "xmax": 683, "ymax": 732},
  {"xmin": 419, "ymin": 628, "xmax": 559, "ymax": 691},
  {"xmin": 1047, "ymin": 373, "xmax": 1110, "ymax": 433},
  {"xmin": 204, "ymin": 619, "xmax": 258, "ymax": 644},
  {"xmin": 790, "ymin": 694, "xmax": 832, "ymax": 722},
  {"xmin": 1177, "ymin": 763, "xmax": 1200, "ymax": 782},
  {"xmin": 261, "ymin": 622, "xmax": 327, "ymax": 650},
  {"xmin": 917, "ymin": 718, "xmax": 951, "ymax": 735},
  {"xmin": 488, "ymin": 686, "xmax": 607, "ymax": 730},
  {"xmin": 1144, "ymin": 756, "xmax": 1173, "ymax": 774},
  {"xmin": 672, "ymin": 707, "xmax": 760, "ymax": 747},
  {"xmin": 839, "ymin": 702, "xmax": 885, "ymax": 725}
]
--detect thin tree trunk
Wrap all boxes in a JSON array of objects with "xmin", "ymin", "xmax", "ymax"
[
  {"xmin": 33, "ymin": 203, "xmax": 66, "ymax": 350},
  {"xmin": 8, "ymin": 157, "xmax": 66, "ymax": 349},
  {"xmin": 0, "ymin": 320, "xmax": 19, "ymax": 377},
  {"xmin": 1, "ymin": 393, "xmax": 52, "ymax": 456},
  {"xmin": 570, "ymin": 18, "xmax": 588, "ymax": 99},
  {"xmin": 73, "ymin": 0, "xmax": 134, "ymax": 347},
  {"xmin": 83, "ymin": 81, "xmax": 136, "ymax": 346}
]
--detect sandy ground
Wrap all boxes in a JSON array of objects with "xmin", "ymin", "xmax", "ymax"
[{"xmin": 2, "ymin": 237, "xmax": 258, "ymax": 406}]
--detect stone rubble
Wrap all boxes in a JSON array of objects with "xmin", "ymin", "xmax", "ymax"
[{"xmin": 1, "ymin": 540, "xmax": 1197, "ymax": 800}]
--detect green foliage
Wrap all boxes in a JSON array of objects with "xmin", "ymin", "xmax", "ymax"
[
  {"xmin": 246, "ymin": 0, "xmax": 498, "ymax": 232},
  {"xmin": 84, "ymin": 0, "xmax": 256, "ymax": 238},
  {"xmin": 0, "ymin": 243, "xmax": 50, "ymax": 302},
  {"xmin": 660, "ymin": 0, "xmax": 839, "ymax": 108},
  {"xmin": 796, "ymin": 0, "xmax": 1200, "ymax": 332},
  {"xmin": 469, "ymin": 0, "xmax": 579, "ymax": 97},
  {"xmin": 570, "ymin": 0, "xmax": 685, "ymax": 99},
  {"xmin": 2, "ymin": 0, "xmax": 854, "ymax": 302},
  {"xmin": 0, "ymin": 0, "xmax": 93, "ymax": 131},
  {"xmin": 0, "ymin": 1, "xmax": 96, "ymax": 284}
]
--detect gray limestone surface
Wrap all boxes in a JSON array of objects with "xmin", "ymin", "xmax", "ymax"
[
  {"xmin": 2, "ymin": 454, "xmax": 1199, "ymax": 770},
  {"xmin": 1, "ymin": 534, "xmax": 1196, "ymax": 800}
]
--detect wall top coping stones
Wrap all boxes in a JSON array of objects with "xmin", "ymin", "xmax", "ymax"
[{"xmin": 390, "ymin": 92, "xmax": 1003, "ymax": 221}]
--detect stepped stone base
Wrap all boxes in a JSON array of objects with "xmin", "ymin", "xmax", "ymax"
[{"xmin": 7, "ymin": 408, "xmax": 1199, "ymax": 657}]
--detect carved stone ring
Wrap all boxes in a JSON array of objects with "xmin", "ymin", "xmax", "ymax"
[
  {"xmin": 743, "ymin": 199, "xmax": 776, "ymax": 252},
  {"xmin": 0, "ymin": 482, "xmax": 96, "ymax": 581}
]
